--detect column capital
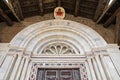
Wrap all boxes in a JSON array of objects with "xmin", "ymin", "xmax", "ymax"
[
  {"xmin": 23, "ymin": 51, "xmax": 32, "ymax": 59},
  {"xmin": 92, "ymin": 47, "xmax": 107, "ymax": 54},
  {"xmin": 107, "ymin": 44, "xmax": 120, "ymax": 53}
]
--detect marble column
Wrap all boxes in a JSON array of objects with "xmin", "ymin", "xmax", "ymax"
[
  {"xmin": 4, "ymin": 54, "xmax": 17, "ymax": 80},
  {"xmin": 20, "ymin": 56, "xmax": 30, "ymax": 80},
  {"xmin": 9, "ymin": 48, "xmax": 24, "ymax": 80},
  {"xmin": 100, "ymin": 54, "xmax": 112, "ymax": 80},
  {"xmin": 9, "ymin": 54, "xmax": 23, "ymax": 80},
  {"xmin": 87, "ymin": 57, "xmax": 97, "ymax": 80},
  {"xmin": 25, "ymin": 61, "xmax": 32, "ymax": 80},
  {"xmin": 85, "ymin": 61, "xmax": 92, "ymax": 80},
  {"xmin": 92, "ymin": 57, "xmax": 102, "ymax": 80},
  {"xmin": 15, "ymin": 57, "xmax": 25, "ymax": 80},
  {"xmin": 109, "ymin": 53, "xmax": 120, "ymax": 76},
  {"xmin": 94, "ymin": 55, "xmax": 107, "ymax": 80}
]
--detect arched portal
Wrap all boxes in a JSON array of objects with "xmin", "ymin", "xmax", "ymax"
[
  {"xmin": 1, "ymin": 19, "xmax": 120, "ymax": 80},
  {"xmin": 9, "ymin": 20, "xmax": 107, "ymax": 80},
  {"xmin": 10, "ymin": 19, "xmax": 107, "ymax": 54}
]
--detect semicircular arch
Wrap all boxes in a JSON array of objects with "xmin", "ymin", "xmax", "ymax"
[{"xmin": 10, "ymin": 20, "xmax": 107, "ymax": 55}]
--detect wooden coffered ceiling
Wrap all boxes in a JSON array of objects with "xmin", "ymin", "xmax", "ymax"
[
  {"xmin": 0, "ymin": 0, "xmax": 120, "ymax": 27},
  {"xmin": 0, "ymin": 0, "xmax": 105, "ymax": 22},
  {"xmin": 13, "ymin": 0, "xmax": 100, "ymax": 19}
]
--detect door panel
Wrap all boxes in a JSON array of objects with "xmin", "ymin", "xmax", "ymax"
[{"xmin": 37, "ymin": 68, "xmax": 80, "ymax": 80}]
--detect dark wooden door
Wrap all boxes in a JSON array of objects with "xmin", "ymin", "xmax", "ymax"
[{"xmin": 37, "ymin": 68, "xmax": 81, "ymax": 80}]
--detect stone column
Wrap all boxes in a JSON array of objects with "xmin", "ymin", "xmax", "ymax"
[
  {"xmin": 107, "ymin": 44, "xmax": 120, "ymax": 77},
  {"xmin": 0, "ymin": 43, "xmax": 9, "ymax": 67},
  {"xmin": 85, "ymin": 61, "xmax": 92, "ymax": 80},
  {"xmin": 15, "ymin": 57, "xmax": 25, "ymax": 80},
  {"xmin": 4, "ymin": 53, "xmax": 17, "ymax": 80},
  {"xmin": 20, "ymin": 55, "xmax": 30, "ymax": 80},
  {"xmin": 99, "ymin": 54, "xmax": 113, "ymax": 80},
  {"xmin": 94, "ymin": 54, "xmax": 107, "ymax": 80},
  {"xmin": 9, "ymin": 48, "xmax": 24, "ymax": 80},
  {"xmin": 92, "ymin": 57, "xmax": 102, "ymax": 80},
  {"xmin": 87, "ymin": 57, "xmax": 97, "ymax": 80},
  {"xmin": 25, "ymin": 60, "xmax": 32, "ymax": 80},
  {"xmin": 92, "ymin": 47, "xmax": 113, "ymax": 80},
  {"xmin": 2, "ymin": 47, "xmax": 17, "ymax": 80}
]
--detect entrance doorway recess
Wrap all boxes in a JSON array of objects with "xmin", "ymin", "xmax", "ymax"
[{"xmin": 37, "ymin": 68, "xmax": 81, "ymax": 80}]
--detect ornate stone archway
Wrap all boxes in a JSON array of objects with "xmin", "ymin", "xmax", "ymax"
[
  {"xmin": 0, "ymin": 20, "xmax": 120, "ymax": 80},
  {"xmin": 10, "ymin": 20, "xmax": 107, "ymax": 53}
]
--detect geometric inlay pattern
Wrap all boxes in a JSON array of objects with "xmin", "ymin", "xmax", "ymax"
[
  {"xmin": 41, "ymin": 43, "xmax": 76, "ymax": 54},
  {"xmin": 29, "ymin": 62, "xmax": 88, "ymax": 80}
]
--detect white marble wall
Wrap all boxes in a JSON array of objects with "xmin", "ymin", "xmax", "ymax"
[{"xmin": 0, "ymin": 43, "xmax": 9, "ymax": 66}]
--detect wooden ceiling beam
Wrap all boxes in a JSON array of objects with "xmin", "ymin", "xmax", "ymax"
[
  {"xmin": 80, "ymin": 4, "xmax": 96, "ymax": 9},
  {"xmin": 79, "ymin": 9, "xmax": 94, "ymax": 15},
  {"xmin": 11, "ymin": 0, "xmax": 24, "ymax": 20},
  {"xmin": 0, "ymin": 7, "xmax": 13, "ymax": 26},
  {"xmin": 115, "ymin": 10, "xmax": 120, "ymax": 45},
  {"xmin": 94, "ymin": 0, "xmax": 108, "ymax": 21},
  {"xmin": 10, "ymin": 0, "xmax": 100, "ymax": 20},
  {"xmin": 38, "ymin": 0, "xmax": 44, "ymax": 16},
  {"xmin": 74, "ymin": 0, "xmax": 81, "ymax": 17},
  {"xmin": 103, "ymin": 7, "xmax": 120, "ymax": 27},
  {"xmin": 96, "ymin": 0, "xmax": 116, "ymax": 23},
  {"xmin": 58, "ymin": 0, "xmax": 61, "ymax": 6}
]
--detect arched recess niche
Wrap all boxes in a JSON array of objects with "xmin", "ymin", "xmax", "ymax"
[{"xmin": 9, "ymin": 19, "xmax": 107, "ymax": 55}]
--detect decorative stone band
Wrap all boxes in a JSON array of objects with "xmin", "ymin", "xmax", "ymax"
[{"xmin": 10, "ymin": 20, "xmax": 107, "ymax": 54}]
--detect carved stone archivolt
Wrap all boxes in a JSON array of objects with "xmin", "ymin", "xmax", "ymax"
[{"xmin": 10, "ymin": 20, "xmax": 107, "ymax": 54}]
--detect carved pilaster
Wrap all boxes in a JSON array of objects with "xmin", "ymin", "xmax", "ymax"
[
  {"xmin": 9, "ymin": 48, "xmax": 24, "ymax": 80},
  {"xmin": 0, "ymin": 43, "xmax": 9, "ymax": 67},
  {"xmin": 99, "ymin": 54, "xmax": 113, "ymax": 80},
  {"xmin": 94, "ymin": 55, "xmax": 107, "ymax": 80},
  {"xmin": 86, "ymin": 57, "xmax": 97, "ymax": 80},
  {"xmin": 20, "ymin": 56, "xmax": 30, "ymax": 80}
]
